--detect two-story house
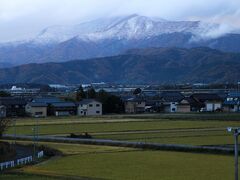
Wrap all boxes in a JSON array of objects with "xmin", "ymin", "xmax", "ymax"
[{"xmin": 77, "ymin": 99, "xmax": 102, "ymax": 116}]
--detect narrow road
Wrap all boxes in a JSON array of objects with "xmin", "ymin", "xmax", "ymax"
[{"xmin": 3, "ymin": 134, "xmax": 234, "ymax": 155}]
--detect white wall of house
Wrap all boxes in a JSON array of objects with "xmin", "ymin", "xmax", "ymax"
[
  {"xmin": 170, "ymin": 102, "xmax": 177, "ymax": 112},
  {"xmin": 205, "ymin": 102, "xmax": 222, "ymax": 112},
  {"xmin": 78, "ymin": 101, "xmax": 102, "ymax": 116},
  {"xmin": 164, "ymin": 102, "xmax": 178, "ymax": 113}
]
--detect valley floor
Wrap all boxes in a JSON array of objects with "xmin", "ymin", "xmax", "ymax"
[{"xmin": 2, "ymin": 113, "xmax": 240, "ymax": 179}]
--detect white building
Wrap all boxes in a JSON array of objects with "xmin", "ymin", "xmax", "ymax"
[{"xmin": 77, "ymin": 99, "xmax": 102, "ymax": 116}]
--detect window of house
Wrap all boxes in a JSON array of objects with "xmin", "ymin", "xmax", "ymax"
[
  {"xmin": 96, "ymin": 111, "xmax": 100, "ymax": 114},
  {"xmin": 81, "ymin": 111, "xmax": 83, "ymax": 114},
  {"xmin": 172, "ymin": 108, "xmax": 176, "ymax": 112},
  {"xmin": 96, "ymin": 104, "xmax": 100, "ymax": 107},
  {"xmin": 89, "ymin": 104, "xmax": 93, "ymax": 107}
]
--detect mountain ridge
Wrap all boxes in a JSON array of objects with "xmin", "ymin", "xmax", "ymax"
[{"xmin": 0, "ymin": 47, "xmax": 239, "ymax": 84}]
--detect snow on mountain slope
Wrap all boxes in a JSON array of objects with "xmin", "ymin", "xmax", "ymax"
[{"xmin": 34, "ymin": 14, "xmax": 210, "ymax": 44}]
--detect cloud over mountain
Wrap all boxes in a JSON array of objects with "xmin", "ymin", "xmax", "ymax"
[{"xmin": 0, "ymin": 0, "xmax": 240, "ymax": 42}]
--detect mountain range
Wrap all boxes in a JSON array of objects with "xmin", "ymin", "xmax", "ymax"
[
  {"xmin": 0, "ymin": 47, "xmax": 239, "ymax": 84},
  {"xmin": 1, "ymin": 14, "xmax": 240, "ymax": 66}
]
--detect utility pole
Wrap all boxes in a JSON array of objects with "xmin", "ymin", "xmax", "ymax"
[
  {"xmin": 33, "ymin": 117, "xmax": 39, "ymax": 161},
  {"xmin": 227, "ymin": 127, "xmax": 240, "ymax": 180}
]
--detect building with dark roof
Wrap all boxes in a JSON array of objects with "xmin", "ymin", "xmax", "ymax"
[
  {"xmin": 190, "ymin": 93, "xmax": 223, "ymax": 112},
  {"xmin": 124, "ymin": 97, "xmax": 145, "ymax": 114},
  {"xmin": 223, "ymin": 92, "xmax": 240, "ymax": 112},
  {"xmin": 51, "ymin": 102, "xmax": 77, "ymax": 116},
  {"xmin": 0, "ymin": 97, "xmax": 27, "ymax": 117}
]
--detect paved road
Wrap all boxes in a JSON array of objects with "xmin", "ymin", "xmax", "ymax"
[{"xmin": 3, "ymin": 134, "xmax": 234, "ymax": 155}]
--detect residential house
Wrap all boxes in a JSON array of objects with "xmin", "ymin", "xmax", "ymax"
[
  {"xmin": 52, "ymin": 102, "xmax": 77, "ymax": 116},
  {"xmin": 223, "ymin": 92, "xmax": 240, "ymax": 112},
  {"xmin": 190, "ymin": 93, "xmax": 222, "ymax": 112},
  {"xmin": 177, "ymin": 98, "xmax": 191, "ymax": 113},
  {"xmin": 25, "ymin": 102, "xmax": 47, "ymax": 117},
  {"xmin": 78, "ymin": 99, "xmax": 102, "ymax": 116},
  {"xmin": 124, "ymin": 97, "xmax": 145, "ymax": 114},
  {"xmin": 159, "ymin": 92, "xmax": 185, "ymax": 113},
  {"xmin": 0, "ymin": 97, "xmax": 27, "ymax": 117},
  {"xmin": 31, "ymin": 97, "xmax": 76, "ymax": 116}
]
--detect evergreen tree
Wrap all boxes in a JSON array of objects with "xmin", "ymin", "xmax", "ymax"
[
  {"xmin": 76, "ymin": 85, "xmax": 86, "ymax": 101},
  {"xmin": 87, "ymin": 87, "xmax": 96, "ymax": 99}
]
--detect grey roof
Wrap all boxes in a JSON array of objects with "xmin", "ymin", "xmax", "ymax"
[
  {"xmin": 79, "ymin": 99, "xmax": 101, "ymax": 105},
  {"xmin": 191, "ymin": 93, "xmax": 222, "ymax": 102},
  {"xmin": 52, "ymin": 102, "xmax": 76, "ymax": 107},
  {"xmin": 125, "ymin": 97, "xmax": 145, "ymax": 102},
  {"xmin": 159, "ymin": 92, "xmax": 184, "ymax": 102},
  {"xmin": 32, "ymin": 97, "xmax": 62, "ymax": 104},
  {"xmin": 0, "ymin": 97, "xmax": 27, "ymax": 105}
]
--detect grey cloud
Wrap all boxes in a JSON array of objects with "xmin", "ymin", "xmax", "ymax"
[{"xmin": 0, "ymin": 0, "xmax": 240, "ymax": 42}]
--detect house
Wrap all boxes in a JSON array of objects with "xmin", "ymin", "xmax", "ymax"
[
  {"xmin": 190, "ymin": 93, "xmax": 222, "ymax": 112},
  {"xmin": 51, "ymin": 102, "xmax": 77, "ymax": 116},
  {"xmin": 124, "ymin": 97, "xmax": 145, "ymax": 114},
  {"xmin": 0, "ymin": 106, "xmax": 6, "ymax": 118},
  {"xmin": 31, "ymin": 97, "xmax": 77, "ymax": 116},
  {"xmin": 25, "ymin": 102, "xmax": 47, "ymax": 117},
  {"xmin": 78, "ymin": 99, "xmax": 102, "ymax": 116},
  {"xmin": 177, "ymin": 98, "xmax": 191, "ymax": 113},
  {"xmin": 223, "ymin": 92, "xmax": 240, "ymax": 112},
  {"xmin": 159, "ymin": 92, "xmax": 185, "ymax": 113},
  {"xmin": 145, "ymin": 99, "xmax": 164, "ymax": 112},
  {"xmin": 0, "ymin": 97, "xmax": 27, "ymax": 117}
]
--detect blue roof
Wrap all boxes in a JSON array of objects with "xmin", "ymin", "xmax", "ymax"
[
  {"xmin": 32, "ymin": 97, "xmax": 62, "ymax": 103},
  {"xmin": 224, "ymin": 92, "xmax": 240, "ymax": 105}
]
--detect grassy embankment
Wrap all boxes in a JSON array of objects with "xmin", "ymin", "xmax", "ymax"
[{"xmin": 2, "ymin": 142, "xmax": 239, "ymax": 180}]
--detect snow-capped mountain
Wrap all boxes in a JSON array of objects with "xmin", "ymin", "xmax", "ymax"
[
  {"xmin": 0, "ymin": 14, "xmax": 240, "ymax": 65},
  {"xmin": 34, "ymin": 14, "xmax": 211, "ymax": 44}
]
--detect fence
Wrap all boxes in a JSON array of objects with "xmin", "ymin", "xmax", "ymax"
[{"xmin": 0, "ymin": 150, "xmax": 44, "ymax": 171}]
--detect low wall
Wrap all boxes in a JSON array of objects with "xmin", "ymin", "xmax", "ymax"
[{"xmin": 0, "ymin": 151, "xmax": 44, "ymax": 171}]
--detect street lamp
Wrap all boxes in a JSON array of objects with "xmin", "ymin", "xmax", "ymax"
[{"xmin": 227, "ymin": 127, "xmax": 240, "ymax": 180}]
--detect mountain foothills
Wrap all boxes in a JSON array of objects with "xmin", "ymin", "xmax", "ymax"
[
  {"xmin": 1, "ymin": 14, "xmax": 240, "ymax": 66},
  {"xmin": 0, "ymin": 47, "xmax": 239, "ymax": 84}
]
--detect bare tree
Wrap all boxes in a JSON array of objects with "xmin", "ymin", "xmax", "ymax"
[{"xmin": 0, "ymin": 118, "xmax": 12, "ymax": 138}]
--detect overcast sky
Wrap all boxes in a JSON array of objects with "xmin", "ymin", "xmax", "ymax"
[{"xmin": 0, "ymin": 0, "xmax": 240, "ymax": 42}]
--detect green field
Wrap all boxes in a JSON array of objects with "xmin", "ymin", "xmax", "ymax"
[
  {"xmin": 6, "ymin": 114, "xmax": 240, "ymax": 146},
  {"xmin": 2, "ymin": 114, "xmax": 240, "ymax": 179},
  {"xmin": 2, "ymin": 142, "xmax": 238, "ymax": 180}
]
